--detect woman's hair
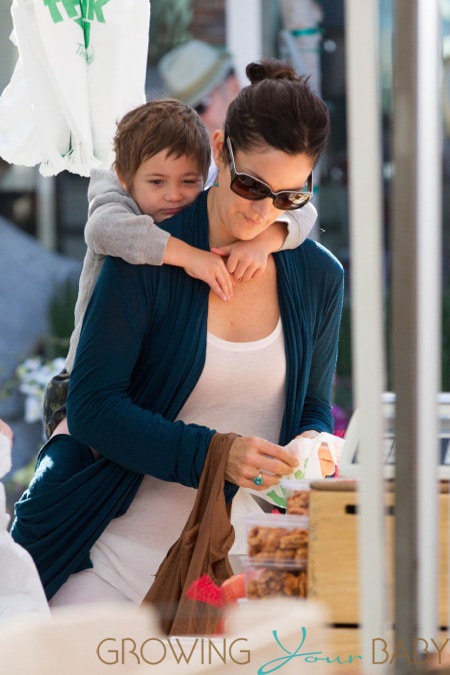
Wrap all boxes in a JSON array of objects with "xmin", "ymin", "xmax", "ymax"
[
  {"xmin": 113, "ymin": 99, "xmax": 211, "ymax": 188},
  {"xmin": 224, "ymin": 59, "xmax": 330, "ymax": 161}
]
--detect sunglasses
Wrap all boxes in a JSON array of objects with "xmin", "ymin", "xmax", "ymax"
[{"xmin": 226, "ymin": 137, "xmax": 313, "ymax": 211}]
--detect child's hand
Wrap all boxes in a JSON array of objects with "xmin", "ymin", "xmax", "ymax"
[
  {"xmin": 211, "ymin": 221, "xmax": 287, "ymax": 282},
  {"xmin": 183, "ymin": 249, "xmax": 234, "ymax": 301},
  {"xmin": 211, "ymin": 240, "xmax": 270, "ymax": 282},
  {"xmin": 163, "ymin": 237, "xmax": 233, "ymax": 301}
]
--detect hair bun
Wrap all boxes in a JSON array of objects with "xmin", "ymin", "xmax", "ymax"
[{"xmin": 246, "ymin": 58, "xmax": 297, "ymax": 84}]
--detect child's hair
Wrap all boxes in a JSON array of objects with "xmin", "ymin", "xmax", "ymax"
[
  {"xmin": 224, "ymin": 59, "xmax": 330, "ymax": 162},
  {"xmin": 113, "ymin": 99, "xmax": 211, "ymax": 189}
]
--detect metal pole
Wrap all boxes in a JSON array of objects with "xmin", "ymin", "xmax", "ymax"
[
  {"xmin": 391, "ymin": 0, "xmax": 441, "ymax": 671},
  {"xmin": 415, "ymin": 0, "xmax": 441, "ymax": 638},
  {"xmin": 36, "ymin": 173, "xmax": 57, "ymax": 251},
  {"xmin": 344, "ymin": 1, "xmax": 387, "ymax": 671},
  {"xmin": 391, "ymin": 0, "xmax": 419, "ymax": 657},
  {"xmin": 391, "ymin": 4, "xmax": 420, "ymax": 670}
]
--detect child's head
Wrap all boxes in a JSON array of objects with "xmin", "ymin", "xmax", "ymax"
[{"xmin": 113, "ymin": 99, "xmax": 211, "ymax": 222}]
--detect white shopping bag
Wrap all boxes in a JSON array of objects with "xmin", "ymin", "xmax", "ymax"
[
  {"xmin": 0, "ymin": 0, "xmax": 150, "ymax": 176},
  {"xmin": 263, "ymin": 432, "xmax": 344, "ymax": 508}
]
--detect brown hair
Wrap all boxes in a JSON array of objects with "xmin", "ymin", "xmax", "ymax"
[
  {"xmin": 113, "ymin": 99, "xmax": 211, "ymax": 188},
  {"xmin": 224, "ymin": 59, "xmax": 330, "ymax": 162}
]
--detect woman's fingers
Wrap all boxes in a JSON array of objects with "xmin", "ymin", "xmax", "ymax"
[{"xmin": 226, "ymin": 436, "xmax": 298, "ymax": 488}]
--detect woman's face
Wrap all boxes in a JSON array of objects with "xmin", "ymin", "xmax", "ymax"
[{"xmin": 209, "ymin": 132, "xmax": 315, "ymax": 246}]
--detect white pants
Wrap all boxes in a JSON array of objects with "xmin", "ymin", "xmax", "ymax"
[{"xmin": 49, "ymin": 569, "xmax": 133, "ymax": 608}]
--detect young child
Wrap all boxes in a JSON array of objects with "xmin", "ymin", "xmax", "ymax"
[{"xmin": 43, "ymin": 98, "xmax": 318, "ymax": 438}]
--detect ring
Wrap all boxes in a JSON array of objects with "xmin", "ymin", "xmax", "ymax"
[{"xmin": 253, "ymin": 472, "xmax": 263, "ymax": 486}]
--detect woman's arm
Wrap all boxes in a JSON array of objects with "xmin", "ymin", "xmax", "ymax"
[
  {"xmin": 297, "ymin": 249, "xmax": 345, "ymax": 434},
  {"xmin": 66, "ymin": 256, "xmax": 214, "ymax": 488}
]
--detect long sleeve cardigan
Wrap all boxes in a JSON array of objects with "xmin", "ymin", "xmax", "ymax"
[
  {"xmin": 65, "ymin": 169, "xmax": 318, "ymax": 373},
  {"xmin": 11, "ymin": 190, "xmax": 344, "ymax": 599}
]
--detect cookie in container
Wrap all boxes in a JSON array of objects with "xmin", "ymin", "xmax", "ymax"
[{"xmin": 245, "ymin": 512, "xmax": 309, "ymax": 562}]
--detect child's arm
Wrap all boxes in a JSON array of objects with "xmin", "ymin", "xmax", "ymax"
[
  {"xmin": 212, "ymin": 201, "xmax": 318, "ymax": 281},
  {"xmin": 85, "ymin": 169, "xmax": 170, "ymax": 266},
  {"xmin": 278, "ymin": 200, "xmax": 318, "ymax": 251},
  {"xmin": 86, "ymin": 170, "xmax": 233, "ymax": 300}
]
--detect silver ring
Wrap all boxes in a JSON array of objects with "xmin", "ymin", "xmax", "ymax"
[{"xmin": 253, "ymin": 472, "xmax": 263, "ymax": 486}]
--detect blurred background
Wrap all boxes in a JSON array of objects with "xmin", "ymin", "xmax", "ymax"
[{"xmin": 0, "ymin": 0, "xmax": 449, "ymax": 505}]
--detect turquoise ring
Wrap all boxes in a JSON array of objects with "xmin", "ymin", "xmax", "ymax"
[{"xmin": 253, "ymin": 472, "xmax": 263, "ymax": 486}]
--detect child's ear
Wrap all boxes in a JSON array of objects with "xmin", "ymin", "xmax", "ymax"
[
  {"xmin": 115, "ymin": 168, "xmax": 128, "ymax": 190},
  {"xmin": 211, "ymin": 131, "xmax": 225, "ymax": 168}
]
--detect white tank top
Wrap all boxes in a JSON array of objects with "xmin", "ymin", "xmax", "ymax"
[
  {"xmin": 89, "ymin": 319, "xmax": 286, "ymax": 602},
  {"xmin": 177, "ymin": 318, "xmax": 286, "ymax": 440}
]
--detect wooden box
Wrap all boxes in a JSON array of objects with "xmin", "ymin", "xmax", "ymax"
[{"xmin": 307, "ymin": 480, "xmax": 449, "ymax": 627}]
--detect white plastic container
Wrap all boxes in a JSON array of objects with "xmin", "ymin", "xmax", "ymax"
[
  {"xmin": 280, "ymin": 478, "xmax": 311, "ymax": 515},
  {"xmin": 242, "ymin": 556, "xmax": 308, "ymax": 599},
  {"xmin": 244, "ymin": 512, "xmax": 309, "ymax": 562}
]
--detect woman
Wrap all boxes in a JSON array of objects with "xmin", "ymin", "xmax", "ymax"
[{"xmin": 11, "ymin": 59, "xmax": 344, "ymax": 606}]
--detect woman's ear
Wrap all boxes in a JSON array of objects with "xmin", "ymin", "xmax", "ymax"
[{"xmin": 211, "ymin": 130, "xmax": 225, "ymax": 168}]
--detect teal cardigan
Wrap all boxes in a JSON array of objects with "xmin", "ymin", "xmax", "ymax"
[{"xmin": 11, "ymin": 190, "xmax": 344, "ymax": 599}]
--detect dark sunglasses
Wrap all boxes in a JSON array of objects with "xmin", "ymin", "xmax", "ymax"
[{"xmin": 226, "ymin": 137, "xmax": 313, "ymax": 211}]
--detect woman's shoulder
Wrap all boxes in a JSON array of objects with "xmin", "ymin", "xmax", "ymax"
[
  {"xmin": 288, "ymin": 238, "xmax": 344, "ymax": 279},
  {"xmin": 99, "ymin": 253, "xmax": 155, "ymax": 288},
  {"xmin": 158, "ymin": 190, "xmax": 209, "ymax": 247}
]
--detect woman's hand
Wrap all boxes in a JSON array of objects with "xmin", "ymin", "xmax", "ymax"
[
  {"xmin": 225, "ymin": 436, "xmax": 299, "ymax": 489},
  {"xmin": 296, "ymin": 429, "xmax": 336, "ymax": 477},
  {"xmin": 296, "ymin": 430, "xmax": 320, "ymax": 439}
]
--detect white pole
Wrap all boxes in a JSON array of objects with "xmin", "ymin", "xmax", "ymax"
[
  {"xmin": 225, "ymin": 0, "xmax": 262, "ymax": 86},
  {"xmin": 344, "ymin": 1, "xmax": 387, "ymax": 671},
  {"xmin": 416, "ymin": 0, "xmax": 441, "ymax": 636}
]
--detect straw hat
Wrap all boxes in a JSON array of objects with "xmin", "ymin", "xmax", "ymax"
[{"xmin": 158, "ymin": 39, "xmax": 233, "ymax": 108}]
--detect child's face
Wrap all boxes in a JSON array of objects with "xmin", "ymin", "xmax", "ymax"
[{"xmin": 125, "ymin": 150, "xmax": 204, "ymax": 223}]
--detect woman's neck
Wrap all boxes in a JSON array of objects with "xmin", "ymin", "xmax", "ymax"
[{"xmin": 206, "ymin": 188, "xmax": 235, "ymax": 249}]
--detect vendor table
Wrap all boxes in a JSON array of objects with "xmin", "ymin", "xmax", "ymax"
[{"xmin": 308, "ymin": 479, "xmax": 450, "ymax": 669}]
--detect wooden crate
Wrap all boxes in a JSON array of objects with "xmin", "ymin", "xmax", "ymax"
[{"xmin": 308, "ymin": 480, "xmax": 449, "ymax": 627}]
